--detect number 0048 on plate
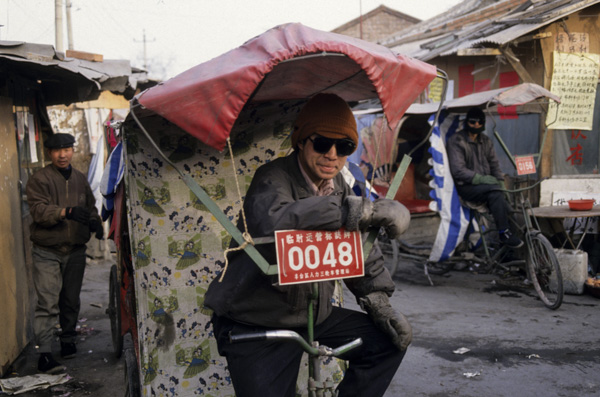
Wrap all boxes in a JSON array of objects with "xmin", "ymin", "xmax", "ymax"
[{"xmin": 274, "ymin": 228, "xmax": 364, "ymax": 285}]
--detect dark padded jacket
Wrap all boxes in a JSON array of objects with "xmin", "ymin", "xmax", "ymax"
[
  {"xmin": 446, "ymin": 129, "xmax": 504, "ymax": 185},
  {"xmin": 26, "ymin": 164, "xmax": 99, "ymax": 254},
  {"xmin": 204, "ymin": 152, "xmax": 395, "ymax": 328}
]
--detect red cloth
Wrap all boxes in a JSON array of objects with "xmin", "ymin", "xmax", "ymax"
[{"xmin": 138, "ymin": 23, "xmax": 437, "ymax": 151}]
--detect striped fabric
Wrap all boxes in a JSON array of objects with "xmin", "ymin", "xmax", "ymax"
[{"xmin": 428, "ymin": 112, "xmax": 472, "ymax": 262}]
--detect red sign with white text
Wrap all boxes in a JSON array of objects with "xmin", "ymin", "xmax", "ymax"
[
  {"xmin": 515, "ymin": 156, "xmax": 536, "ymax": 175},
  {"xmin": 275, "ymin": 228, "xmax": 364, "ymax": 285}
]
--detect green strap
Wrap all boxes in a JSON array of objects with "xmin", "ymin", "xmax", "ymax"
[
  {"xmin": 362, "ymin": 154, "xmax": 412, "ymax": 257},
  {"xmin": 181, "ymin": 174, "xmax": 278, "ymax": 275}
]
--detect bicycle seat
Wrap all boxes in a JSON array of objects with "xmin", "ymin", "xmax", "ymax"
[{"xmin": 459, "ymin": 198, "xmax": 488, "ymax": 214}]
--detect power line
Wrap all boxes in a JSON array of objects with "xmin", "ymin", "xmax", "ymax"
[{"xmin": 134, "ymin": 29, "xmax": 155, "ymax": 70}]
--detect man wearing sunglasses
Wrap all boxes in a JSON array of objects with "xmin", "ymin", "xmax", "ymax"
[
  {"xmin": 447, "ymin": 107, "xmax": 523, "ymax": 248},
  {"xmin": 205, "ymin": 93, "xmax": 412, "ymax": 397}
]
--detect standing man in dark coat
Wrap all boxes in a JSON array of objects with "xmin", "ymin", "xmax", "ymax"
[
  {"xmin": 26, "ymin": 133, "xmax": 104, "ymax": 374},
  {"xmin": 205, "ymin": 94, "xmax": 413, "ymax": 397}
]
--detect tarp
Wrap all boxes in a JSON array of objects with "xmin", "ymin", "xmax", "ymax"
[
  {"xmin": 136, "ymin": 22, "xmax": 437, "ymax": 151},
  {"xmin": 405, "ymin": 83, "xmax": 561, "ymax": 115}
]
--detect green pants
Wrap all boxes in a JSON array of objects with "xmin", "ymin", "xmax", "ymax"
[{"xmin": 32, "ymin": 245, "xmax": 86, "ymax": 353}]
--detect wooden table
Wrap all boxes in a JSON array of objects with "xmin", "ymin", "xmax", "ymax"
[{"xmin": 529, "ymin": 205, "xmax": 600, "ymax": 249}]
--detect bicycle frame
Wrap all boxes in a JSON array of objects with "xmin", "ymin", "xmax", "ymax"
[{"xmin": 447, "ymin": 177, "xmax": 564, "ymax": 309}]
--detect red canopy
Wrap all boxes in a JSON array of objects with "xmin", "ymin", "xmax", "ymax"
[{"xmin": 136, "ymin": 23, "xmax": 437, "ymax": 151}]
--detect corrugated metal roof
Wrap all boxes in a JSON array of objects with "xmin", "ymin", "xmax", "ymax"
[
  {"xmin": 0, "ymin": 41, "xmax": 148, "ymax": 105},
  {"xmin": 389, "ymin": 0, "xmax": 600, "ymax": 61}
]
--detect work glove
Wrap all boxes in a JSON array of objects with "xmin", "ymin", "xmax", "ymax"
[
  {"xmin": 359, "ymin": 291, "xmax": 412, "ymax": 351},
  {"xmin": 345, "ymin": 197, "xmax": 410, "ymax": 239},
  {"xmin": 89, "ymin": 218, "xmax": 104, "ymax": 240},
  {"xmin": 472, "ymin": 174, "xmax": 498, "ymax": 185},
  {"xmin": 65, "ymin": 206, "xmax": 90, "ymax": 225}
]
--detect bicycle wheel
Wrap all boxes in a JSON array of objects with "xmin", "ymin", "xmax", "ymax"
[
  {"xmin": 123, "ymin": 334, "xmax": 141, "ymax": 397},
  {"xmin": 526, "ymin": 231, "xmax": 563, "ymax": 310},
  {"xmin": 108, "ymin": 264, "xmax": 123, "ymax": 358}
]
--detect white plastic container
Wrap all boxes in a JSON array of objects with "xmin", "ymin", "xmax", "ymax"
[{"xmin": 553, "ymin": 249, "xmax": 588, "ymax": 295}]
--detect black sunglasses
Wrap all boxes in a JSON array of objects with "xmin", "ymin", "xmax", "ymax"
[
  {"xmin": 307, "ymin": 136, "xmax": 356, "ymax": 156},
  {"xmin": 467, "ymin": 118, "xmax": 483, "ymax": 125}
]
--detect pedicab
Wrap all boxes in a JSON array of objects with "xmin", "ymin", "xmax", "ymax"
[
  {"xmin": 104, "ymin": 23, "xmax": 438, "ymax": 396},
  {"xmin": 378, "ymin": 83, "xmax": 565, "ymax": 309}
]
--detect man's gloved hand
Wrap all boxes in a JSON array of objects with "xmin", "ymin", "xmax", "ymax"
[
  {"xmin": 359, "ymin": 291, "xmax": 412, "ymax": 351},
  {"xmin": 65, "ymin": 206, "xmax": 90, "ymax": 225},
  {"xmin": 89, "ymin": 218, "xmax": 104, "ymax": 240},
  {"xmin": 360, "ymin": 199, "xmax": 410, "ymax": 239},
  {"xmin": 344, "ymin": 197, "xmax": 410, "ymax": 239},
  {"xmin": 472, "ymin": 174, "xmax": 498, "ymax": 185}
]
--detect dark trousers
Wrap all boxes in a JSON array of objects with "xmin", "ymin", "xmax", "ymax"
[
  {"xmin": 212, "ymin": 306, "xmax": 405, "ymax": 397},
  {"xmin": 32, "ymin": 245, "xmax": 87, "ymax": 352},
  {"xmin": 456, "ymin": 184, "xmax": 511, "ymax": 231}
]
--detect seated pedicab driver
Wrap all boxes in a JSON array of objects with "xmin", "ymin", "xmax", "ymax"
[
  {"xmin": 446, "ymin": 107, "xmax": 523, "ymax": 248},
  {"xmin": 204, "ymin": 94, "xmax": 412, "ymax": 397}
]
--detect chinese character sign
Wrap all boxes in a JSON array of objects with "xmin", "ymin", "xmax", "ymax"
[
  {"xmin": 546, "ymin": 51, "xmax": 600, "ymax": 130},
  {"xmin": 275, "ymin": 229, "xmax": 364, "ymax": 285},
  {"xmin": 555, "ymin": 32, "xmax": 589, "ymax": 53}
]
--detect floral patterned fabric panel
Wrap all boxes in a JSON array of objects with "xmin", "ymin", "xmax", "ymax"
[{"xmin": 124, "ymin": 99, "xmax": 345, "ymax": 396}]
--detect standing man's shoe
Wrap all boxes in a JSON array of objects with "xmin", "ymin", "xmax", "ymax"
[
  {"xmin": 38, "ymin": 353, "xmax": 66, "ymax": 374},
  {"xmin": 60, "ymin": 342, "xmax": 77, "ymax": 359}
]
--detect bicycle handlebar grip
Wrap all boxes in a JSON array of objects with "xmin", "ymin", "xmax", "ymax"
[{"xmin": 229, "ymin": 331, "xmax": 268, "ymax": 343}]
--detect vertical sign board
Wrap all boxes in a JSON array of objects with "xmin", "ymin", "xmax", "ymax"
[{"xmin": 275, "ymin": 229, "xmax": 364, "ymax": 285}]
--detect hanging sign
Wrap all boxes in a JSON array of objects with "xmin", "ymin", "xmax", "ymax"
[
  {"xmin": 546, "ymin": 51, "xmax": 600, "ymax": 130},
  {"xmin": 275, "ymin": 228, "xmax": 364, "ymax": 285},
  {"xmin": 515, "ymin": 156, "xmax": 536, "ymax": 175}
]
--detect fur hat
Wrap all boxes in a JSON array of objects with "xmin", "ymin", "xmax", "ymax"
[
  {"xmin": 44, "ymin": 133, "xmax": 75, "ymax": 149},
  {"xmin": 291, "ymin": 94, "xmax": 358, "ymax": 149}
]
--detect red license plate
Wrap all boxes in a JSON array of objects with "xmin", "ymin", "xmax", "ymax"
[
  {"xmin": 515, "ymin": 156, "xmax": 536, "ymax": 175},
  {"xmin": 275, "ymin": 228, "xmax": 364, "ymax": 285}
]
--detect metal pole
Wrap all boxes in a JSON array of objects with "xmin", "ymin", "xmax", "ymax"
[
  {"xmin": 359, "ymin": 0, "xmax": 363, "ymax": 40},
  {"xmin": 66, "ymin": 0, "xmax": 74, "ymax": 50},
  {"xmin": 143, "ymin": 30, "xmax": 148, "ymax": 70},
  {"xmin": 55, "ymin": 0, "xmax": 64, "ymax": 52}
]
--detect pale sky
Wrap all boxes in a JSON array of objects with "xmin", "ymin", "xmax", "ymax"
[{"xmin": 1, "ymin": 0, "xmax": 462, "ymax": 79}]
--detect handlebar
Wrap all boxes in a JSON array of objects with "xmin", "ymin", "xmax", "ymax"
[
  {"xmin": 501, "ymin": 177, "xmax": 547, "ymax": 193},
  {"xmin": 229, "ymin": 330, "xmax": 362, "ymax": 357}
]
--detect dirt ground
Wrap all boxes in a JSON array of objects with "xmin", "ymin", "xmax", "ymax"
[
  {"xmin": 5, "ymin": 256, "xmax": 124, "ymax": 396},
  {"xmin": 382, "ymin": 256, "xmax": 600, "ymax": 397},
  {"xmin": 3, "ymin": 248, "xmax": 600, "ymax": 396}
]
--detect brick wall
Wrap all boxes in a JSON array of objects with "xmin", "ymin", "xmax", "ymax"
[
  {"xmin": 332, "ymin": 6, "xmax": 420, "ymax": 43},
  {"xmin": 336, "ymin": 12, "xmax": 418, "ymax": 42}
]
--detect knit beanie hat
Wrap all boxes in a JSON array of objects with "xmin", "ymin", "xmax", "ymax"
[
  {"xmin": 466, "ymin": 107, "xmax": 485, "ymax": 125},
  {"xmin": 291, "ymin": 93, "xmax": 358, "ymax": 149}
]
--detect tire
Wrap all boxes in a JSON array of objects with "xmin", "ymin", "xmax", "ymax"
[
  {"xmin": 526, "ymin": 231, "xmax": 563, "ymax": 310},
  {"xmin": 108, "ymin": 264, "xmax": 124, "ymax": 358},
  {"xmin": 124, "ymin": 334, "xmax": 141, "ymax": 397}
]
